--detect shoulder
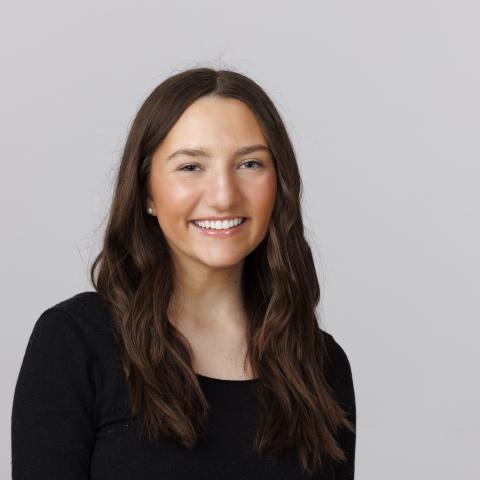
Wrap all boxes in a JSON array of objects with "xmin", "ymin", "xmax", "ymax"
[
  {"xmin": 44, "ymin": 290, "xmax": 111, "ymax": 321},
  {"xmin": 320, "ymin": 329, "xmax": 356, "ymax": 410},
  {"xmin": 30, "ymin": 291, "xmax": 115, "ymax": 356},
  {"xmin": 321, "ymin": 330, "xmax": 353, "ymax": 374},
  {"xmin": 40, "ymin": 290, "xmax": 112, "ymax": 328}
]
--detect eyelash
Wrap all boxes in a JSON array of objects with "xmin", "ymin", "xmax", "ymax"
[{"xmin": 179, "ymin": 160, "xmax": 263, "ymax": 172}]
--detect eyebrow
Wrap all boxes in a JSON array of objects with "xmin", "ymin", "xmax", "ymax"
[{"xmin": 166, "ymin": 144, "xmax": 272, "ymax": 162}]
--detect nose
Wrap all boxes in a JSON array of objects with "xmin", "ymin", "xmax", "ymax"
[{"xmin": 204, "ymin": 166, "xmax": 242, "ymax": 209}]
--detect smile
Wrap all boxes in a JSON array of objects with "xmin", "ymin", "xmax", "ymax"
[
  {"xmin": 189, "ymin": 218, "xmax": 248, "ymax": 238},
  {"xmin": 192, "ymin": 217, "xmax": 245, "ymax": 230}
]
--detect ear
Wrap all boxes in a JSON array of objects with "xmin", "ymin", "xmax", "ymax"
[{"xmin": 144, "ymin": 192, "xmax": 153, "ymax": 210}]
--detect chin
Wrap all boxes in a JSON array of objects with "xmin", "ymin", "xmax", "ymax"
[{"xmin": 197, "ymin": 254, "xmax": 246, "ymax": 269}]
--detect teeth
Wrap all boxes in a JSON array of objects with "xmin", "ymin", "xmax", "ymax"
[{"xmin": 193, "ymin": 217, "xmax": 245, "ymax": 230}]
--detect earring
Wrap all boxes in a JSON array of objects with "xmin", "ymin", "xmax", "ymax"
[{"xmin": 146, "ymin": 207, "xmax": 154, "ymax": 215}]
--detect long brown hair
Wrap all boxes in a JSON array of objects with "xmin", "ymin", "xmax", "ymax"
[{"xmin": 89, "ymin": 66, "xmax": 354, "ymax": 477}]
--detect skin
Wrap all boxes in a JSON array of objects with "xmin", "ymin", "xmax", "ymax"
[{"xmin": 145, "ymin": 95, "xmax": 277, "ymax": 378}]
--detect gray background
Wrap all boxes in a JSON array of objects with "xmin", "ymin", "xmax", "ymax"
[{"xmin": 2, "ymin": 1, "xmax": 479, "ymax": 478}]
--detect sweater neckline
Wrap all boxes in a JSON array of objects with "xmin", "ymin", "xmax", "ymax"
[{"xmin": 195, "ymin": 372, "xmax": 258, "ymax": 384}]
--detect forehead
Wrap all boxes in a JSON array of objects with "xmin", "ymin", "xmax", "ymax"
[{"xmin": 158, "ymin": 96, "xmax": 267, "ymax": 153}]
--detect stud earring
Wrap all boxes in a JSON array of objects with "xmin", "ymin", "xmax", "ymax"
[{"xmin": 146, "ymin": 207, "xmax": 155, "ymax": 215}]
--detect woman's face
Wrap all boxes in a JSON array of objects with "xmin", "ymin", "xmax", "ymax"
[{"xmin": 146, "ymin": 95, "xmax": 277, "ymax": 270}]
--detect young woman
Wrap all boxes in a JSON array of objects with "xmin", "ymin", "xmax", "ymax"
[{"xmin": 11, "ymin": 67, "xmax": 356, "ymax": 479}]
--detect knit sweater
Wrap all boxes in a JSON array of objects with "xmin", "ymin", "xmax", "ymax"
[{"xmin": 11, "ymin": 291, "xmax": 356, "ymax": 479}]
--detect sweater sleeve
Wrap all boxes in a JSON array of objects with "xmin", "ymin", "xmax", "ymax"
[
  {"xmin": 11, "ymin": 307, "xmax": 96, "ymax": 479},
  {"xmin": 325, "ymin": 333, "xmax": 356, "ymax": 479}
]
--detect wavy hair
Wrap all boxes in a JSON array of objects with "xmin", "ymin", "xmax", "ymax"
[{"xmin": 89, "ymin": 66, "xmax": 354, "ymax": 477}]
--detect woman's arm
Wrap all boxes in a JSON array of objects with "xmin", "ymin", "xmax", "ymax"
[{"xmin": 11, "ymin": 308, "xmax": 96, "ymax": 479}]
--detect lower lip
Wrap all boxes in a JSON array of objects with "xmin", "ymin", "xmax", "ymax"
[{"xmin": 189, "ymin": 218, "xmax": 249, "ymax": 238}]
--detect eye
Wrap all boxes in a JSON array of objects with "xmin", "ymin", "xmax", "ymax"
[
  {"xmin": 240, "ymin": 160, "xmax": 263, "ymax": 169},
  {"xmin": 178, "ymin": 160, "xmax": 263, "ymax": 172},
  {"xmin": 179, "ymin": 164, "xmax": 200, "ymax": 172}
]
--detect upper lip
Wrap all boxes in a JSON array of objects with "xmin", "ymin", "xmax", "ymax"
[{"xmin": 191, "ymin": 216, "xmax": 246, "ymax": 222}]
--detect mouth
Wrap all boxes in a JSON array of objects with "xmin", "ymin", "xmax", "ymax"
[{"xmin": 189, "ymin": 218, "xmax": 248, "ymax": 237}]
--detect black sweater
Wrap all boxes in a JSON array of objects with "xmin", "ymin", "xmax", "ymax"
[{"xmin": 11, "ymin": 291, "xmax": 356, "ymax": 479}]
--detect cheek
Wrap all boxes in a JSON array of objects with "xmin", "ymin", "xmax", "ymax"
[
  {"xmin": 247, "ymin": 174, "xmax": 277, "ymax": 217},
  {"xmin": 165, "ymin": 183, "xmax": 194, "ymax": 201},
  {"xmin": 153, "ymin": 181, "xmax": 198, "ymax": 220}
]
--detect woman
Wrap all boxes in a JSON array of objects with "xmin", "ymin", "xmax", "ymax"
[{"xmin": 11, "ymin": 67, "xmax": 356, "ymax": 479}]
